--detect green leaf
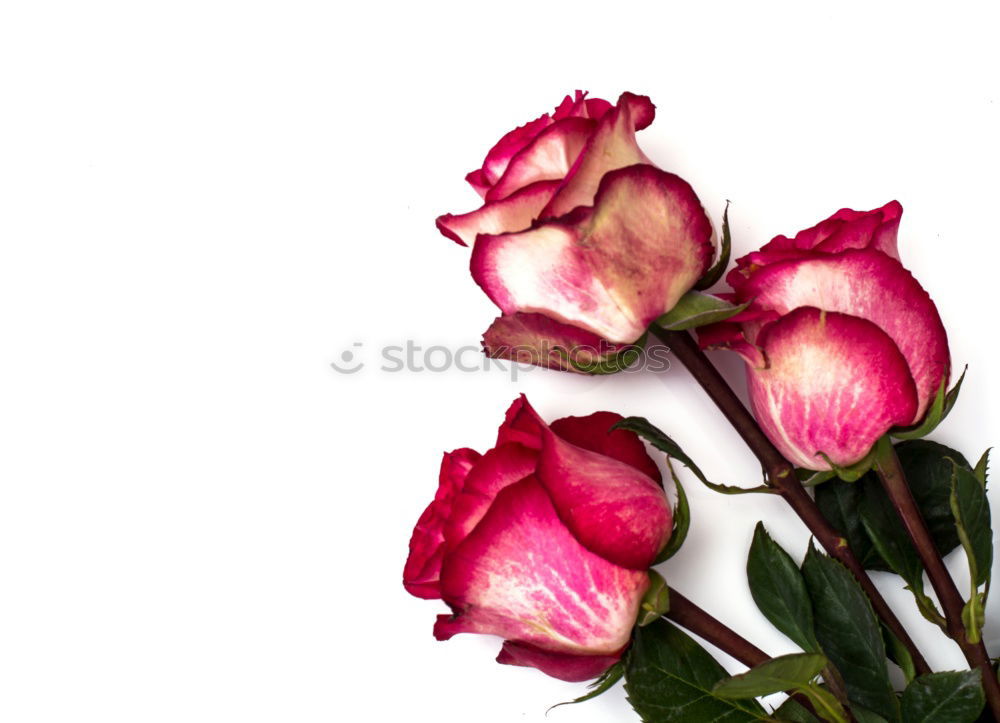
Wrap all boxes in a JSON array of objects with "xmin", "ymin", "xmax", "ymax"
[
  {"xmin": 549, "ymin": 662, "xmax": 623, "ymax": 710},
  {"xmin": 614, "ymin": 417, "xmax": 774, "ymax": 496},
  {"xmin": 897, "ymin": 440, "xmax": 969, "ymax": 554},
  {"xmin": 746, "ymin": 523, "xmax": 819, "ymax": 652},
  {"xmin": 638, "ymin": 569, "xmax": 671, "ymax": 626},
  {"xmin": 656, "ymin": 291, "xmax": 751, "ymax": 331},
  {"xmin": 814, "ymin": 440, "xmax": 971, "ymax": 574},
  {"xmin": 802, "ymin": 685, "xmax": 852, "ymax": 723},
  {"xmin": 814, "ymin": 480, "xmax": 881, "ymax": 569},
  {"xmin": 881, "ymin": 625, "xmax": 916, "ymax": 684},
  {"xmin": 950, "ymin": 461, "xmax": 993, "ymax": 588},
  {"xmin": 624, "ymin": 619, "xmax": 767, "ymax": 722},
  {"xmin": 713, "ymin": 653, "xmax": 827, "ymax": 699},
  {"xmin": 858, "ymin": 480, "xmax": 923, "ymax": 587},
  {"xmin": 695, "ymin": 201, "xmax": 732, "ymax": 290},
  {"xmin": 800, "ymin": 546, "xmax": 899, "ymax": 722},
  {"xmin": 772, "ymin": 696, "xmax": 822, "ymax": 722},
  {"xmin": 654, "ymin": 459, "xmax": 690, "ymax": 563},
  {"xmin": 562, "ymin": 333, "xmax": 646, "ymax": 374},
  {"xmin": 850, "ymin": 708, "xmax": 889, "ymax": 723},
  {"xmin": 973, "ymin": 448, "xmax": 991, "ymax": 487},
  {"xmin": 900, "ymin": 671, "xmax": 985, "ymax": 723},
  {"xmin": 891, "ymin": 367, "xmax": 966, "ymax": 440}
]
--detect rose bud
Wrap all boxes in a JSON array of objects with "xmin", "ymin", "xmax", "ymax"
[
  {"xmin": 403, "ymin": 396, "xmax": 671, "ymax": 682},
  {"xmin": 700, "ymin": 202, "xmax": 950, "ymax": 471},
  {"xmin": 436, "ymin": 91, "xmax": 714, "ymax": 372}
]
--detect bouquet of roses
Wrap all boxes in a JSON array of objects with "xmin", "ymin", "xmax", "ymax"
[{"xmin": 404, "ymin": 91, "xmax": 996, "ymax": 723}]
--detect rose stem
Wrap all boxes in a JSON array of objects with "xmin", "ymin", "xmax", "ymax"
[
  {"xmin": 666, "ymin": 589, "xmax": 832, "ymax": 719},
  {"xmin": 651, "ymin": 327, "xmax": 932, "ymax": 677},
  {"xmin": 873, "ymin": 439, "xmax": 1000, "ymax": 721}
]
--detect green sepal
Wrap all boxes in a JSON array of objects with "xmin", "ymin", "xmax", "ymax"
[
  {"xmin": 816, "ymin": 446, "xmax": 877, "ymax": 482},
  {"xmin": 653, "ymin": 459, "xmax": 690, "ymax": 563},
  {"xmin": 548, "ymin": 662, "xmax": 624, "ymax": 711},
  {"xmin": 890, "ymin": 366, "xmax": 966, "ymax": 440},
  {"xmin": 613, "ymin": 416, "xmax": 775, "ymax": 496},
  {"xmin": 638, "ymin": 569, "xmax": 671, "ymax": 627},
  {"xmin": 797, "ymin": 468, "xmax": 837, "ymax": 488},
  {"xmin": 694, "ymin": 200, "xmax": 732, "ymax": 290},
  {"xmin": 655, "ymin": 291, "xmax": 751, "ymax": 331},
  {"xmin": 561, "ymin": 333, "xmax": 647, "ymax": 374}
]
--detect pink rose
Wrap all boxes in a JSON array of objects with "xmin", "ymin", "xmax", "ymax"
[
  {"xmin": 436, "ymin": 92, "xmax": 714, "ymax": 370},
  {"xmin": 701, "ymin": 202, "xmax": 950, "ymax": 470},
  {"xmin": 403, "ymin": 396, "xmax": 671, "ymax": 681}
]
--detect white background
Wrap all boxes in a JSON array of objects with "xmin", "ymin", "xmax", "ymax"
[{"xmin": 1, "ymin": 1, "xmax": 998, "ymax": 721}]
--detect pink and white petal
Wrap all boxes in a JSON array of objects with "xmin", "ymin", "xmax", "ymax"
[
  {"xmin": 740, "ymin": 249, "xmax": 949, "ymax": 421},
  {"xmin": 541, "ymin": 92, "xmax": 655, "ymax": 218},
  {"xmin": 550, "ymin": 411, "xmax": 661, "ymax": 483},
  {"xmin": 495, "ymin": 395, "xmax": 547, "ymax": 450},
  {"xmin": 732, "ymin": 201, "xmax": 904, "ymax": 278},
  {"xmin": 697, "ymin": 321, "xmax": 767, "ymax": 368},
  {"xmin": 486, "ymin": 117, "xmax": 596, "ymax": 202},
  {"xmin": 464, "ymin": 169, "xmax": 492, "ymax": 199},
  {"xmin": 585, "ymin": 97, "xmax": 613, "ymax": 119},
  {"xmin": 481, "ymin": 312, "xmax": 630, "ymax": 373},
  {"xmin": 820, "ymin": 200, "xmax": 902, "ymax": 258},
  {"xmin": 573, "ymin": 165, "xmax": 714, "ymax": 334},
  {"xmin": 471, "ymin": 221, "xmax": 642, "ymax": 342},
  {"xmin": 436, "ymin": 477, "xmax": 649, "ymax": 655},
  {"xmin": 480, "ymin": 113, "xmax": 552, "ymax": 187},
  {"xmin": 748, "ymin": 307, "xmax": 919, "ymax": 470},
  {"xmin": 444, "ymin": 442, "xmax": 538, "ymax": 549},
  {"xmin": 537, "ymin": 428, "xmax": 672, "ymax": 570},
  {"xmin": 473, "ymin": 165, "xmax": 712, "ymax": 344},
  {"xmin": 496, "ymin": 641, "xmax": 621, "ymax": 682},
  {"xmin": 436, "ymin": 180, "xmax": 560, "ymax": 246},
  {"xmin": 403, "ymin": 448, "xmax": 482, "ymax": 599},
  {"xmin": 622, "ymin": 92, "xmax": 656, "ymax": 130},
  {"xmin": 552, "ymin": 90, "xmax": 589, "ymax": 120}
]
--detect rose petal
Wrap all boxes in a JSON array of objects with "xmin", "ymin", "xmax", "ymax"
[
  {"xmin": 443, "ymin": 443, "xmax": 538, "ymax": 549},
  {"xmin": 748, "ymin": 307, "xmax": 919, "ymax": 470},
  {"xmin": 550, "ymin": 411, "xmax": 661, "ymax": 483},
  {"xmin": 495, "ymin": 395, "xmax": 547, "ymax": 449},
  {"xmin": 540, "ymin": 92, "xmax": 655, "ymax": 218},
  {"xmin": 435, "ymin": 477, "xmax": 649, "ymax": 655},
  {"xmin": 402, "ymin": 448, "xmax": 482, "ymax": 599},
  {"xmin": 537, "ymin": 426, "xmax": 671, "ymax": 569},
  {"xmin": 735, "ymin": 248, "xmax": 949, "ymax": 421},
  {"xmin": 696, "ymin": 321, "xmax": 767, "ymax": 368},
  {"xmin": 472, "ymin": 164, "xmax": 713, "ymax": 343},
  {"xmin": 464, "ymin": 169, "xmax": 491, "ymax": 199},
  {"xmin": 481, "ymin": 312, "xmax": 629, "ymax": 373},
  {"xmin": 480, "ymin": 113, "xmax": 553, "ymax": 187},
  {"xmin": 732, "ymin": 201, "xmax": 903, "ymax": 274},
  {"xmin": 486, "ymin": 117, "xmax": 596, "ymax": 202},
  {"xmin": 436, "ymin": 180, "xmax": 560, "ymax": 246},
  {"xmin": 496, "ymin": 640, "xmax": 621, "ymax": 682}
]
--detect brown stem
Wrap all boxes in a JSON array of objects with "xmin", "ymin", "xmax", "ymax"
[
  {"xmin": 652, "ymin": 327, "xmax": 932, "ymax": 677},
  {"xmin": 874, "ymin": 439, "xmax": 1000, "ymax": 722},
  {"xmin": 666, "ymin": 589, "xmax": 769, "ymax": 666}
]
